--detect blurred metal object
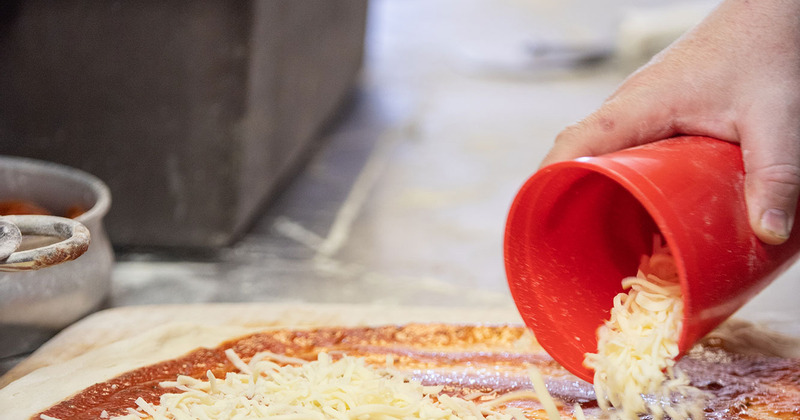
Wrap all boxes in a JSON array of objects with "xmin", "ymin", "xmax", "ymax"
[
  {"xmin": 0, "ymin": 220, "xmax": 21, "ymax": 260},
  {"xmin": 0, "ymin": 156, "xmax": 113, "ymax": 362},
  {"xmin": 526, "ymin": 41, "xmax": 613, "ymax": 69},
  {"xmin": 0, "ymin": 215, "xmax": 90, "ymax": 272}
]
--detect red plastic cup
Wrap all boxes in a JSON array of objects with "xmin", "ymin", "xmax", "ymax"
[{"xmin": 505, "ymin": 136, "xmax": 800, "ymax": 383}]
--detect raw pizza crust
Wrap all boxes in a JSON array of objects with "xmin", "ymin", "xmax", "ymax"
[
  {"xmin": 4, "ymin": 303, "xmax": 799, "ymax": 420},
  {"xmin": 1, "ymin": 323, "xmax": 259, "ymax": 420},
  {"xmin": 0, "ymin": 303, "xmax": 523, "ymax": 420}
]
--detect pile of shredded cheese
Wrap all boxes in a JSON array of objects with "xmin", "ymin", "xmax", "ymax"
[
  {"xmin": 95, "ymin": 349, "xmax": 584, "ymax": 420},
  {"xmin": 583, "ymin": 237, "xmax": 710, "ymax": 420}
]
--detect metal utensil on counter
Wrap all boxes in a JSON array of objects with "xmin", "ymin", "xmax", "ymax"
[{"xmin": 0, "ymin": 215, "xmax": 90, "ymax": 272}]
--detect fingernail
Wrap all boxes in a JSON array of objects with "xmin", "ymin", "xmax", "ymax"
[{"xmin": 761, "ymin": 209, "xmax": 791, "ymax": 239}]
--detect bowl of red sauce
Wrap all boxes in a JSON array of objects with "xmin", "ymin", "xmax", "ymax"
[{"xmin": 0, "ymin": 156, "xmax": 113, "ymax": 368}]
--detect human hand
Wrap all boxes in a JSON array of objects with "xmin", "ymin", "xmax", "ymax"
[{"xmin": 541, "ymin": 0, "xmax": 800, "ymax": 245}]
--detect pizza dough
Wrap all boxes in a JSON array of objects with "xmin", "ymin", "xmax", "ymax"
[
  {"xmin": 1, "ymin": 323, "xmax": 259, "ymax": 419},
  {"xmin": 0, "ymin": 303, "xmax": 523, "ymax": 420},
  {"xmin": 3, "ymin": 303, "xmax": 799, "ymax": 420}
]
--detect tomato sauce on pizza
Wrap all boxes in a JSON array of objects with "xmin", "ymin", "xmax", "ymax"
[{"xmin": 33, "ymin": 324, "xmax": 800, "ymax": 420}]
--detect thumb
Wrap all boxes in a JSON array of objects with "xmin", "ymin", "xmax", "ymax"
[
  {"xmin": 741, "ymin": 119, "xmax": 800, "ymax": 245},
  {"xmin": 540, "ymin": 89, "xmax": 679, "ymax": 169}
]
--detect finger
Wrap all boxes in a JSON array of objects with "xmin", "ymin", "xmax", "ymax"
[
  {"xmin": 740, "ymin": 101, "xmax": 800, "ymax": 245},
  {"xmin": 540, "ymin": 89, "xmax": 679, "ymax": 168}
]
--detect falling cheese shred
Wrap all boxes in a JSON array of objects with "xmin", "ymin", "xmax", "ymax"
[
  {"xmin": 527, "ymin": 367, "xmax": 560, "ymax": 420},
  {"xmin": 583, "ymin": 236, "xmax": 710, "ymax": 420},
  {"xmin": 101, "ymin": 350, "xmax": 570, "ymax": 420}
]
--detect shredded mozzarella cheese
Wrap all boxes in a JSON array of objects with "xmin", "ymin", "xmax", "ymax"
[
  {"xmin": 107, "ymin": 351, "xmax": 557, "ymax": 420},
  {"xmin": 583, "ymin": 236, "xmax": 710, "ymax": 420},
  {"xmin": 527, "ymin": 367, "xmax": 560, "ymax": 420},
  {"xmin": 572, "ymin": 403, "xmax": 586, "ymax": 420}
]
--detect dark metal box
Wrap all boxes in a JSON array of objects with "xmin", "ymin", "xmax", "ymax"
[{"xmin": 0, "ymin": 1, "xmax": 368, "ymax": 247}]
